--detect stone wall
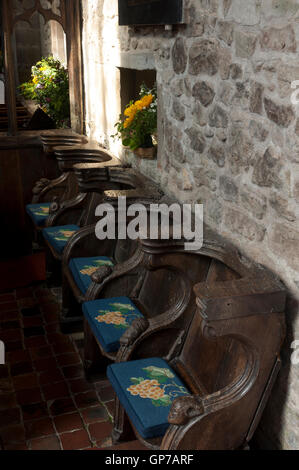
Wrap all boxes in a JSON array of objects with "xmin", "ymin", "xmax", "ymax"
[{"xmin": 81, "ymin": 0, "xmax": 299, "ymax": 449}]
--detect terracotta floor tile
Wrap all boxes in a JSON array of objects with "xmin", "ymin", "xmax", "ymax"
[
  {"xmin": 25, "ymin": 417, "xmax": 55, "ymax": 439},
  {"xmin": 0, "ymin": 329, "xmax": 22, "ymax": 342},
  {"xmin": 105, "ymin": 400, "xmax": 115, "ymax": 417},
  {"xmin": 11, "ymin": 361, "xmax": 33, "ymax": 376},
  {"xmin": 62, "ymin": 365, "xmax": 84, "ymax": 379},
  {"xmin": 6, "ymin": 340, "xmax": 24, "ymax": 352},
  {"xmin": 74, "ymin": 391, "xmax": 99, "ymax": 409},
  {"xmin": 54, "ymin": 412, "xmax": 83, "ymax": 433},
  {"xmin": 16, "ymin": 287, "xmax": 33, "ymax": 299},
  {"xmin": 47, "ymin": 333, "xmax": 70, "ymax": 346},
  {"xmin": 0, "ymin": 301, "xmax": 18, "ymax": 313},
  {"xmin": 106, "ymin": 440, "xmax": 149, "ymax": 450},
  {"xmin": 16, "ymin": 387, "xmax": 42, "ymax": 405},
  {"xmin": 34, "ymin": 357, "xmax": 58, "ymax": 371},
  {"xmin": 30, "ymin": 435, "xmax": 61, "ymax": 450},
  {"xmin": 45, "ymin": 323, "xmax": 59, "ymax": 333},
  {"xmin": 48, "ymin": 397, "xmax": 76, "ymax": 416},
  {"xmin": 88, "ymin": 421, "xmax": 113, "ymax": 443},
  {"xmin": 0, "ymin": 310, "xmax": 19, "ymax": 322},
  {"xmin": 81, "ymin": 405, "xmax": 108, "ymax": 424},
  {"xmin": 13, "ymin": 373, "xmax": 39, "ymax": 391},
  {"xmin": 0, "ymin": 320, "xmax": 20, "ymax": 330},
  {"xmin": 0, "ymin": 364, "xmax": 9, "ymax": 379},
  {"xmin": 42, "ymin": 381, "xmax": 69, "ymax": 401},
  {"xmin": 43, "ymin": 311, "xmax": 59, "ymax": 324},
  {"xmin": 22, "ymin": 316, "xmax": 44, "ymax": 328},
  {"xmin": 21, "ymin": 305, "xmax": 41, "ymax": 316},
  {"xmin": 24, "ymin": 335, "xmax": 47, "ymax": 348},
  {"xmin": 68, "ymin": 378, "xmax": 94, "ymax": 394},
  {"xmin": 29, "ymin": 345, "xmax": 53, "ymax": 360},
  {"xmin": 39, "ymin": 368, "xmax": 64, "ymax": 385},
  {"xmin": 0, "ymin": 408, "xmax": 21, "ymax": 428},
  {"xmin": 54, "ymin": 342, "xmax": 76, "ymax": 355},
  {"xmin": 4, "ymin": 442, "xmax": 28, "ymax": 450},
  {"xmin": 23, "ymin": 326, "xmax": 45, "ymax": 338},
  {"xmin": 0, "ymin": 393, "xmax": 17, "ymax": 410},
  {"xmin": 21, "ymin": 402, "xmax": 49, "ymax": 421},
  {"xmin": 56, "ymin": 353, "xmax": 81, "ymax": 367},
  {"xmin": 60, "ymin": 429, "xmax": 91, "ymax": 450},
  {"xmin": 97, "ymin": 384, "xmax": 115, "ymax": 403},
  {"xmin": 0, "ymin": 377, "xmax": 14, "ymax": 392},
  {"xmin": 0, "ymin": 424, "xmax": 26, "ymax": 444},
  {"xmin": 0, "ymin": 293, "xmax": 15, "ymax": 303},
  {"xmin": 7, "ymin": 349, "xmax": 30, "ymax": 364}
]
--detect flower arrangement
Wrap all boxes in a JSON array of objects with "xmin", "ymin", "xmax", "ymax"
[
  {"xmin": 19, "ymin": 56, "xmax": 70, "ymax": 128},
  {"xmin": 112, "ymin": 83, "xmax": 157, "ymax": 151}
]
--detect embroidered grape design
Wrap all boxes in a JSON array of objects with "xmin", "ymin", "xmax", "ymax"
[
  {"xmin": 127, "ymin": 379, "xmax": 165, "ymax": 400},
  {"xmin": 95, "ymin": 311, "xmax": 127, "ymax": 326}
]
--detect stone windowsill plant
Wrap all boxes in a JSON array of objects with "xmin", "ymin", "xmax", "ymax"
[{"xmin": 112, "ymin": 83, "xmax": 157, "ymax": 159}]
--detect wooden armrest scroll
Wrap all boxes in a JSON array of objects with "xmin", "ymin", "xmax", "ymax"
[
  {"xmin": 91, "ymin": 265, "xmax": 113, "ymax": 284},
  {"xmin": 168, "ymin": 396, "xmax": 205, "ymax": 426},
  {"xmin": 119, "ymin": 317, "xmax": 150, "ymax": 346}
]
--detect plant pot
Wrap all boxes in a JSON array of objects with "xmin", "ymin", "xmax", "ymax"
[{"xmin": 133, "ymin": 145, "xmax": 157, "ymax": 159}]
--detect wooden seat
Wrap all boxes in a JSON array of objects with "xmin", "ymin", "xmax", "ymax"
[
  {"xmin": 105, "ymin": 231, "xmax": 286, "ymax": 449},
  {"xmin": 59, "ymin": 168, "xmax": 162, "ymax": 332}
]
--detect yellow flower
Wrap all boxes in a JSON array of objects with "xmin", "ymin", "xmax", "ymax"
[{"xmin": 32, "ymin": 76, "xmax": 39, "ymax": 84}]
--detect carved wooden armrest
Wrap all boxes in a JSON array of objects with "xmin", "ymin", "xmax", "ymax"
[
  {"xmin": 49, "ymin": 197, "xmax": 60, "ymax": 214},
  {"xmin": 119, "ymin": 317, "xmax": 150, "ymax": 347},
  {"xmin": 91, "ymin": 265, "xmax": 114, "ymax": 284},
  {"xmin": 32, "ymin": 178, "xmax": 50, "ymax": 195},
  {"xmin": 62, "ymin": 224, "xmax": 98, "ymax": 265},
  {"xmin": 168, "ymin": 396, "xmax": 205, "ymax": 426},
  {"xmin": 46, "ymin": 193, "xmax": 87, "ymax": 227}
]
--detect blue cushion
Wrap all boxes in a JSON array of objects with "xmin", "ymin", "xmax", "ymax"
[
  {"xmin": 42, "ymin": 225, "xmax": 80, "ymax": 254},
  {"xmin": 26, "ymin": 203, "xmax": 51, "ymax": 227},
  {"xmin": 69, "ymin": 256, "xmax": 114, "ymax": 295},
  {"xmin": 107, "ymin": 357, "xmax": 190, "ymax": 439},
  {"xmin": 83, "ymin": 296, "xmax": 144, "ymax": 353}
]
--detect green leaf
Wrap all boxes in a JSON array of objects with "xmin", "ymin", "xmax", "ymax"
[
  {"xmin": 131, "ymin": 377, "xmax": 144, "ymax": 384},
  {"xmin": 151, "ymin": 396, "xmax": 172, "ymax": 407},
  {"xmin": 142, "ymin": 366, "xmax": 175, "ymax": 379}
]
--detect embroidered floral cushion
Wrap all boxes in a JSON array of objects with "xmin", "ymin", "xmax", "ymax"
[
  {"xmin": 107, "ymin": 357, "xmax": 190, "ymax": 439},
  {"xmin": 26, "ymin": 203, "xmax": 51, "ymax": 227},
  {"xmin": 83, "ymin": 296, "xmax": 144, "ymax": 353},
  {"xmin": 69, "ymin": 256, "xmax": 114, "ymax": 294},
  {"xmin": 42, "ymin": 225, "xmax": 80, "ymax": 254}
]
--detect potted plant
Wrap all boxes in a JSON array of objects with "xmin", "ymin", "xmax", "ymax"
[
  {"xmin": 112, "ymin": 83, "xmax": 157, "ymax": 159},
  {"xmin": 18, "ymin": 56, "xmax": 70, "ymax": 128}
]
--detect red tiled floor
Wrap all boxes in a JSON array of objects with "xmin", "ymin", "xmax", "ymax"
[
  {"xmin": 68, "ymin": 378, "xmax": 94, "ymax": 394},
  {"xmin": 34, "ymin": 357, "xmax": 58, "ymax": 371},
  {"xmin": 88, "ymin": 421, "xmax": 113, "ymax": 443},
  {"xmin": 0, "ymin": 425, "xmax": 26, "ymax": 444},
  {"xmin": 29, "ymin": 345, "xmax": 53, "ymax": 360},
  {"xmin": 0, "ymin": 301, "xmax": 19, "ymax": 312},
  {"xmin": 56, "ymin": 352, "xmax": 81, "ymax": 367},
  {"xmin": 16, "ymin": 387, "xmax": 42, "ymax": 405},
  {"xmin": 0, "ymin": 293, "xmax": 15, "ymax": 303},
  {"xmin": 60, "ymin": 429, "xmax": 91, "ymax": 450},
  {"xmin": 48, "ymin": 397, "xmax": 76, "ymax": 416},
  {"xmin": 7, "ymin": 349, "xmax": 30, "ymax": 364},
  {"xmin": 54, "ymin": 412, "xmax": 83, "ymax": 433},
  {"xmin": 81, "ymin": 405, "xmax": 108, "ymax": 424},
  {"xmin": 25, "ymin": 417, "xmax": 56, "ymax": 439},
  {"xmin": 0, "ymin": 393, "xmax": 18, "ymax": 410},
  {"xmin": 0, "ymin": 408, "xmax": 21, "ymax": 427},
  {"xmin": 13, "ymin": 372, "xmax": 39, "ymax": 391},
  {"xmin": 39, "ymin": 368, "xmax": 64, "ymax": 385},
  {"xmin": 0, "ymin": 283, "xmax": 138, "ymax": 451},
  {"xmin": 42, "ymin": 381, "xmax": 69, "ymax": 401},
  {"xmin": 30, "ymin": 435, "xmax": 61, "ymax": 450},
  {"xmin": 74, "ymin": 391, "xmax": 99, "ymax": 409},
  {"xmin": 22, "ymin": 402, "xmax": 49, "ymax": 421}
]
